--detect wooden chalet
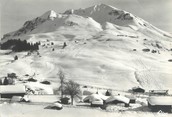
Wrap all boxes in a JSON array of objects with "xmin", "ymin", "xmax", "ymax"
[{"xmin": 147, "ymin": 96, "xmax": 172, "ymax": 113}]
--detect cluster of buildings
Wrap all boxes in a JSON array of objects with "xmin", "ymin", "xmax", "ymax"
[
  {"xmin": 0, "ymin": 83, "xmax": 172, "ymax": 113},
  {"xmin": 82, "ymin": 88, "xmax": 172, "ymax": 113}
]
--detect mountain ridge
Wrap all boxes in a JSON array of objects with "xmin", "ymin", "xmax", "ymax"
[{"xmin": 1, "ymin": 4, "xmax": 172, "ymax": 42}]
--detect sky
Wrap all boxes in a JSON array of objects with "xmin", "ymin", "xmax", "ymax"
[{"xmin": 0, "ymin": 0, "xmax": 172, "ymax": 37}]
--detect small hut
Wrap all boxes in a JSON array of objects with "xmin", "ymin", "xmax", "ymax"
[{"xmin": 147, "ymin": 96, "xmax": 172, "ymax": 113}]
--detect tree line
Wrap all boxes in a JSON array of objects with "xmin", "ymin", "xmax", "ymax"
[{"xmin": 1, "ymin": 39, "xmax": 40, "ymax": 52}]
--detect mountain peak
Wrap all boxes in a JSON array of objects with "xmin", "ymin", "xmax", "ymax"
[
  {"xmin": 91, "ymin": 4, "xmax": 119, "ymax": 11},
  {"xmin": 40, "ymin": 10, "xmax": 57, "ymax": 20},
  {"xmin": 94, "ymin": 3, "xmax": 116, "ymax": 8},
  {"xmin": 2, "ymin": 4, "xmax": 172, "ymax": 41}
]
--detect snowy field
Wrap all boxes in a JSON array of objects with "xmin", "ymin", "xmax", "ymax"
[{"xmin": 0, "ymin": 102, "xmax": 171, "ymax": 117}]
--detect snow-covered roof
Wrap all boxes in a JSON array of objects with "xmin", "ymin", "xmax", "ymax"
[
  {"xmin": 149, "ymin": 90, "xmax": 168, "ymax": 94},
  {"xmin": 83, "ymin": 93, "xmax": 109, "ymax": 102},
  {"xmin": 25, "ymin": 82, "xmax": 53, "ymax": 94},
  {"xmin": 147, "ymin": 96, "xmax": 172, "ymax": 106},
  {"xmin": 125, "ymin": 95, "xmax": 136, "ymax": 100},
  {"xmin": 105, "ymin": 95, "xmax": 130, "ymax": 104},
  {"xmin": 83, "ymin": 94, "xmax": 102, "ymax": 102},
  {"xmin": 0, "ymin": 84, "xmax": 26, "ymax": 94},
  {"xmin": 97, "ymin": 93, "xmax": 109, "ymax": 100},
  {"xmin": 132, "ymin": 86, "xmax": 144, "ymax": 90}
]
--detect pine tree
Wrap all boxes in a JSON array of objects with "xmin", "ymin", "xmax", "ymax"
[
  {"xmin": 14, "ymin": 55, "xmax": 18, "ymax": 60},
  {"xmin": 3, "ymin": 77, "xmax": 9, "ymax": 85}
]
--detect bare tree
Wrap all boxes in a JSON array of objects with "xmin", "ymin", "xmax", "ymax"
[
  {"xmin": 64, "ymin": 80, "xmax": 81, "ymax": 105},
  {"xmin": 58, "ymin": 69, "xmax": 65, "ymax": 98}
]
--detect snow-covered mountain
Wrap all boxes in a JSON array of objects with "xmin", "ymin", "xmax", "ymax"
[
  {"xmin": 0, "ymin": 4, "xmax": 172, "ymax": 92},
  {"xmin": 2, "ymin": 4, "xmax": 172, "ymax": 41}
]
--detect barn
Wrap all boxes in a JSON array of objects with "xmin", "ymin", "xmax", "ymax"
[
  {"xmin": 147, "ymin": 96, "xmax": 172, "ymax": 113},
  {"xmin": 132, "ymin": 87, "xmax": 145, "ymax": 93},
  {"xmin": 0, "ymin": 84, "xmax": 26, "ymax": 98}
]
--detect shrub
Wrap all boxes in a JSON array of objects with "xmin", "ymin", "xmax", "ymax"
[
  {"xmin": 40, "ymin": 81, "xmax": 51, "ymax": 85},
  {"xmin": 168, "ymin": 59, "xmax": 172, "ymax": 62},
  {"xmin": 27, "ymin": 78, "xmax": 37, "ymax": 82},
  {"xmin": 8, "ymin": 73, "xmax": 17, "ymax": 78},
  {"xmin": 14, "ymin": 55, "xmax": 18, "ymax": 60},
  {"xmin": 83, "ymin": 85, "xmax": 87, "ymax": 88},
  {"xmin": 142, "ymin": 48, "xmax": 150, "ymax": 52},
  {"xmin": 151, "ymin": 50, "xmax": 157, "ymax": 53},
  {"xmin": 25, "ymin": 74, "xmax": 29, "ymax": 76},
  {"xmin": 105, "ymin": 90, "xmax": 111, "ymax": 96}
]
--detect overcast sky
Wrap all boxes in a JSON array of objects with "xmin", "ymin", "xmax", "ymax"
[{"xmin": 0, "ymin": 0, "xmax": 172, "ymax": 37}]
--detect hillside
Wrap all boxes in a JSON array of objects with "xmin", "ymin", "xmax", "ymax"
[{"xmin": 0, "ymin": 4, "xmax": 172, "ymax": 92}]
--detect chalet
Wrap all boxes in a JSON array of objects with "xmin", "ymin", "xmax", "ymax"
[
  {"xmin": 147, "ymin": 96, "xmax": 172, "ymax": 113},
  {"xmin": 0, "ymin": 84, "xmax": 26, "ymax": 98},
  {"xmin": 132, "ymin": 87, "xmax": 145, "ymax": 93},
  {"xmin": 149, "ymin": 90, "xmax": 168, "ymax": 96}
]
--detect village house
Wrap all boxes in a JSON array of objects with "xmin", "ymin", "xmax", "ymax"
[
  {"xmin": 147, "ymin": 96, "xmax": 172, "ymax": 113},
  {"xmin": 0, "ymin": 84, "xmax": 26, "ymax": 98}
]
